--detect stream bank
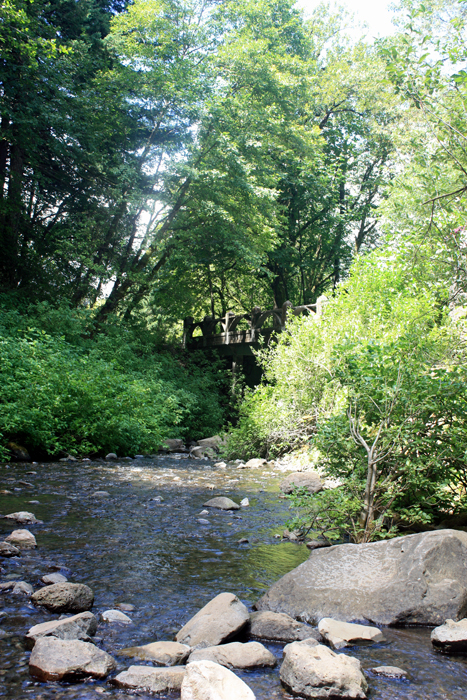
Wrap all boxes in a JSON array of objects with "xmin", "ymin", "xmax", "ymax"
[{"xmin": 0, "ymin": 457, "xmax": 466, "ymax": 699}]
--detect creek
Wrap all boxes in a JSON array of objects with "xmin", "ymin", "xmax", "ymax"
[{"xmin": 0, "ymin": 457, "xmax": 466, "ymax": 700}]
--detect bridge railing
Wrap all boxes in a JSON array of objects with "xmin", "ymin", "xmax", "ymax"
[{"xmin": 183, "ymin": 296, "xmax": 328, "ymax": 348}]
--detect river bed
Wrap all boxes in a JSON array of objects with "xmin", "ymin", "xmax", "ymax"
[{"xmin": 0, "ymin": 456, "xmax": 466, "ymax": 700}]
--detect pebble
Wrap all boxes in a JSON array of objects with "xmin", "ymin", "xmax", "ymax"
[
  {"xmin": 240, "ymin": 498, "xmax": 249, "ymax": 507},
  {"xmin": 199, "ymin": 510, "xmax": 209, "ymax": 515},
  {"xmin": 197, "ymin": 519, "xmax": 210, "ymax": 525}
]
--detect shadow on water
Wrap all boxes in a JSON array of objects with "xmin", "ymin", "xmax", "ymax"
[{"xmin": 0, "ymin": 457, "xmax": 466, "ymax": 699}]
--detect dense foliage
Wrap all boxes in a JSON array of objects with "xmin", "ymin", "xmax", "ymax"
[
  {"xmin": 227, "ymin": 238, "xmax": 467, "ymax": 540},
  {"xmin": 0, "ymin": 304, "xmax": 226, "ymax": 460}
]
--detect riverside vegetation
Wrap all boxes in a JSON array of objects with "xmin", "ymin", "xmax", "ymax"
[{"xmin": 1, "ymin": 0, "xmax": 467, "ymax": 563}]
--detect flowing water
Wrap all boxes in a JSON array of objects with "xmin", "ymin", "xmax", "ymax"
[{"xmin": 0, "ymin": 457, "xmax": 466, "ymax": 700}]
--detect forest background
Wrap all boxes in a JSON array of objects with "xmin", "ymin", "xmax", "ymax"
[{"xmin": 1, "ymin": 0, "xmax": 466, "ymax": 541}]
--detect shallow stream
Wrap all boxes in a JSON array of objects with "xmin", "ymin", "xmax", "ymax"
[{"xmin": 0, "ymin": 457, "xmax": 466, "ymax": 699}]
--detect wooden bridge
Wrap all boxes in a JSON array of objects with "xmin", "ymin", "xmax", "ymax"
[{"xmin": 183, "ymin": 296, "xmax": 328, "ymax": 384}]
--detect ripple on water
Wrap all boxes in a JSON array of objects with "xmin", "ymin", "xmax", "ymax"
[{"xmin": 0, "ymin": 457, "xmax": 466, "ymax": 700}]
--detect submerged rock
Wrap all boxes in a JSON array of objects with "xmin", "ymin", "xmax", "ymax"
[
  {"xmin": 113, "ymin": 665, "xmax": 186, "ymax": 692},
  {"xmin": 318, "ymin": 618, "xmax": 385, "ymax": 650},
  {"xmin": 188, "ymin": 641, "xmax": 276, "ymax": 669},
  {"xmin": 26, "ymin": 612, "xmax": 98, "ymax": 649},
  {"xmin": 120, "ymin": 641, "xmax": 190, "ymax": 665},
  {"xmin": 29, "ymin": 637, "xmax": 116, "ymax": 681},
  {"xmin": 255, "ymin": 530, "xmax": 467, "ymax": 626},
  {"xmin": 176, "ymin": 592, "xmax": 249, "ymax": 649},
  {"xmin": 32, "ymin": 582, "xmax": 94, "ymax": 613},
  {"xmin": 280, "ymin": 641, "xmax": 368, "ymax": 699},
  {"xmin": 431, "ymin": 618, "xmax": 467, "ymax": 652},
  {"xmin": 279, "ymin": 472, "xmax": 323, "ymax": 495},
  {"xmin": 181, "ymin": 660, "xmax": 256, "ymax": 700},
  {"xmin": 248, "ymin": 611, "xmax": 321, "ymax": 643},
  {"xmin": 203, "ymin": 497, "xmax": 240, "ymax": 511}
]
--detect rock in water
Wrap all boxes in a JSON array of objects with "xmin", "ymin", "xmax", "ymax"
[
  {"xmin": 32, "ymin": 583, "xmax": 94, "ymax": 613},
  {"xmin": 279, "ymin": 472, "xmax": 323, "ymax": 494},
  {"xmin": 371, "ymin": 666, "xmax": 408, "ymax": 679},
  {"xmin": 188, "ymin": 641, "xmax": 276, "ymax": 669},
  {"xmin": 181, "ymin": 660, "xmax": 256, "ymax": 700},
  {"xmin": 12, "ymin": 581, "xmax": 33, "ymax": 595},
  {"xmin": 318, "ymin": 618, "xmax": 385, "ymax": 650},
  {"xmin": 431, "ymin": 618, "xmax": 467, "ymax": 652},
  {"xmin": 242, "ymin": 458, "xmax": 266, "ymax": 469},
  {"xmin": 280, "ymin": 641, "xmax": 368, "ymax": 699},
  {"xmin": 176, "ymin": 592, "xmax": 249, "ymax": 649},
  {"xmin": 41, "ymin": 572, "xmax": 68, "ymax": 585},
  {"xmin": 5, "ymin": 529, "xmax": 36, "ymax": 549},
  {"xmin": 0, "ymin": 542, "xmax": 20, "ymax": 557},
  {"xmin": 26, "ymin": 612, "xmax": 98, "ymax": 649},
  {"xmin": 29, "ymin": 638, "xmax": 116, "ymax": 681},
  {"xmin": 248, "ymin": 611, "xmax": 320, "ymax": 643},
  {"xmin": 120, "ymin": 641, "xmax": 190, "ymax": 665},
  {"xmin": 203, "ymin": 497, "xmax": 240, "ymax": 511},
  {"xmin": 105, "ymin": 453, "xmax": 118, "ymax": 460},
  {"xmin": 113, "ymin": 666, "xmax": 186, "ymax": 692},
  {"xmin": 4, "ymin": 511, "xmax": 42, "ymax": 524},
  {"xmin": 255, "ymin": 530, "xmax": 467, "ymax": 626},
  {"xmin": 101, "ymin": 609, "xmax": 132, "ymax": 623}
]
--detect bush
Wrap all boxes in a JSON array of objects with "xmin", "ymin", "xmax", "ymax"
[
  {"xmin": 229, "ymin": 239, "xmax": 467, "ymax": 539},
  {"xmin": 0, "ymin": 304, "xmax": 226, "ymax": 459}
]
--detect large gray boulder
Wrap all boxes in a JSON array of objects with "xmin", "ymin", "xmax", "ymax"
[
  {"xmin": 188, "ymin": 641, "xmax": 276, "ymax": 669},
  {"xmin": 113, "ymin": 665, "xmax": 186, "ymax": 692},
  {"xmin": 26, "ymin": 612, "xmax": 97, "ymax": 649},
  {"xmin": 176, "ymin": 592, "xmax": 249, "ymax": 649},
  {"xmin": 120, "ymin": 641, "xmax": 190, "ymax": 665},
  {"xmin": 181, "ymin": 660, "xmax": 255, "ymax": 700},
  {"xmin": 255, "ymin": 530, "xmax": 467, "ymax": 626},
  {"xmin": 248, "ymin": 611, "xmax": 320, "ymax": 643},
  {"xmin": 279, "ymin": 472, "xmax": 323, "ymax": 495},
  {"xmin": 280, "ymin": 641, "xmax": 368, "ymax": 699},
  {"xmin": 31, "ymin": 582, "xmax": 94, "ymax": 613},
  {"xmin": 29, "ymin": 638, "xmax": 116, "ymax": 681},
  {"xmin": 431, "ymin": 618, "xmax": 467, "ymax": 652}
]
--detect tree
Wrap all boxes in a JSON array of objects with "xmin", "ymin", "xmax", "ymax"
[{"xmin": 0, "ymin": 0, "xmax": 130, "ymax": 295}]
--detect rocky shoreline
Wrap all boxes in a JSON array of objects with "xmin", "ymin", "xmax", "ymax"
[{"xmin": 0, "ymin": 455, "xmax": 466, "ymax": 699}]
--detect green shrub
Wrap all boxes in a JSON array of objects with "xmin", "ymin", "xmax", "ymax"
[
  {"xmin": 229, "ymin": 239, "xmax": 467, "ymax": 539},
  {"xmin": 0, "ymin": 305, "xmax": 225, "ymax": 459}
]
